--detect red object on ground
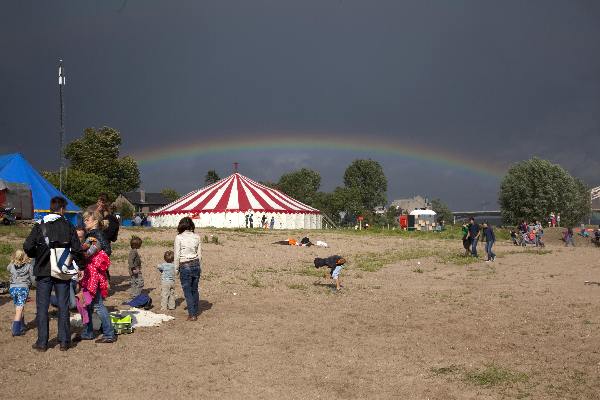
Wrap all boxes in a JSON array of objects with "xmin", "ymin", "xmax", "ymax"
[{"xmin": 399, "ymin": 215, "xmax": 408, "ymax": 229}]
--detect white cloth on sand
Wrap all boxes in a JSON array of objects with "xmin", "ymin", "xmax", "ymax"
[
  {"xmin": 316, "ymin": 240, "xmax": 328, "ymax": 248},
  {"xmin": 70, "ymin": 308, "xmax": 174, "ymax": 329}
]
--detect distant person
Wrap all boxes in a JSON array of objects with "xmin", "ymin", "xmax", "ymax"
[
  {"xmin": 141, "ymin": 214, "xmax": 148, "ymax": 227},
  {"xmin": 468, "ymin": 217, "xmax": 480, "ymax": 257},
  {"xmin": 174, "ymin": 217, "xmax": 202, "ymax": 321},
  {"xmin": 482, "ymin": 222, "xmax": 496, "ymax": 262},
  {"xmin": 461, "ymin": 223, "xmax": 472, "ymax": 255},
  {"xmin": 261, "ymin": 214, "xmax": 267, "ymax": 229},
  {"xmin": 556, "ymin": 213, "xmax": 561, "ymax": 227},
  {"xmin": 128, "ymin": 236, "xmax": 144, "ymax": 297},
  {"xmin": 270, "ymin": 216, "xmax": 275, "ymax": 230},
  {"xmin": 23, "ymin": 196, "xmax": 84, "ymax": 352},
  {"xmin": 133, "ymin": 214, "xmax": 142, "ymax": 227},
  {"xmin": 157, "ymin": 250, "xmax": 176, "ymax": 311},
  {"xmin": 563, "ymin": 227, "xmax": 575, "ymax": 247},
  {"xmin": 249, "ymin": 213, "xmax": 254, "ymax": 228},
  {"xmin": 6, "ymin": 250, "xmax": 33, "ymax": 336},
  {"xmin": 245, "ymin": 213, "xmax": 249, "ymax": 228}
]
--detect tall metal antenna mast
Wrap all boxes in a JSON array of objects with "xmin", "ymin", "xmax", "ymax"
[{"xmin": 58, "ymin": 59, "xmax": 66, "ymax": 192}]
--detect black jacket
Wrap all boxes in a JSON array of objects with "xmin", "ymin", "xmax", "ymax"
[
  {"xmin": 23, "ymin": 215, "xmax": 84, "ymax": 277},
  {"xmin": 103, "ymin": 214, "xmax": 120, "ymax": 243}
]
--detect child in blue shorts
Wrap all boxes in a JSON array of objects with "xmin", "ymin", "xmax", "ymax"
[
  {"xmin": 314, "ymin": 255, "xmax": 347, "ymax": 291},
  {"xmin": 6, "ymin": 250, "xmax": 34, "ymax": 336}
]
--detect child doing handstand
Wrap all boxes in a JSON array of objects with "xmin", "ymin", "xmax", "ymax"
[{"xmin": 314, "ymin": 255, "xmax": 347, "ymax": 291}]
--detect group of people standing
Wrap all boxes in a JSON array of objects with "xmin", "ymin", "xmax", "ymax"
[
  {"xmin": 244, "ymin": 211, "xmax": 275, "ymax": 229},
  {"xmin": 461, "ymin": 218, "xmax": 496, "ymax": 262},
  {"xmin": 7, "ymin": 193, "xmax": 203, "ymax": 352}
]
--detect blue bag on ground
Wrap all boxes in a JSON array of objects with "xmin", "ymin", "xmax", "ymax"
[{"xmin": 123, "ymin": 293, "xmax": 153, "ymax": 309}]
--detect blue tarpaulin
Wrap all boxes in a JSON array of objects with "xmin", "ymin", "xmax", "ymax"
[{"xmin": 0, "ymin": 153, "xmax": 80, "ymax": 223}]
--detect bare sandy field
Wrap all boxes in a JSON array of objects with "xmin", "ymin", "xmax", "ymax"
[{"xmin": 1, "ymin": 227, "xmax": 599, "ymax": 399}]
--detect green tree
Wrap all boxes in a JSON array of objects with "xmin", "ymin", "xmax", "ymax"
[
  {"xmin": 343, "ymin": 159, "xmax": 387, "ymax": 211},
  {"xmin": 499, "ymin": 158, "xmax": 590, "ymax": 226},
  {"xmin": 431, "ymin": 198, "xmax": 453, "ymax": 225},
  {"xmin": 312, "ymin": 187, "xmax": 360, "ymax": 225},
  {"xmin": 161, "ymin": 188, "xmax": 180, "ymax": 203},
  {"xmin": 116, "ymin": 202, "xmax": 135, "ymax": 220},
  {"xmin": 64, "ymin": 126, "xmax": 140, "ymax": 194},
  {"xmin": 205, "ymin": 170, "xmax": 220, "ymax": 185},
  {"xmin": 43, "ymin": 169, "xmax": 113, "ymax": 208},
  {"xmin": 277, "ymin": 168, "xmax": 321, "ymax": 206}
]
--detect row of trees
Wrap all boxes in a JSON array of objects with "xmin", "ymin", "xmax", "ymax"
[{"xmin": 499, "ymin": 158, "xmax": 590, "ymax": 227}]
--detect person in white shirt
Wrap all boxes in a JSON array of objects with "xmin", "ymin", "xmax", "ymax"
[{"xmin": 174, "ymin": 217, "xmax": 202, "ymax": 321}]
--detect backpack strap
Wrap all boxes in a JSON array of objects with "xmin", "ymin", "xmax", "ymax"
[{"xmin": 39, "ymin": 222, "xmax": 50, "ymax": 247}]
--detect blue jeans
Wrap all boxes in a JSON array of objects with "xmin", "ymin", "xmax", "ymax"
[
  {"xmin": 82, "ymin": 291, "xmax": 114, "ymax": 339},
  {"xmin": 50, "ymin": 279, "xmax": 77, "ymax": 309},
  {"xmin": 180, "ymin": 264, "xmax": 201, "ymax": 317},
  {"xmin": 35, "ymin": 276, "xmax": 71, "ymax": 346},
  {"xmin": 471, "ymin": 238, "xmax": 479, "ymax": 257},
  {"xmin": 485, "ymin": 240, "xmax": 495, "ymax": 260}
]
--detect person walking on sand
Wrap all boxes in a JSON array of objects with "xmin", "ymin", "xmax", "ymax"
[
  {"xmin": 482, "ymin": 222, "xmax": 496, "ymax": 262},
  {"xmin": 23, "ymin": 197, "xmax": 84, "ymax": 352},
  {"xmin": 468, "ymin": 217, "xmax": 480, "ymax": 258},
  {"xmin": 174, "ymin": 217, "xmax": 202, "ymax": 321}
]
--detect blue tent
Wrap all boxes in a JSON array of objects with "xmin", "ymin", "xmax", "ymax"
[{"xmin": 0, "ymin": 153, "xmax": 80, "ymax": 223}]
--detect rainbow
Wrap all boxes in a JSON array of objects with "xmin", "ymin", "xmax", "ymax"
[{"xmin": 131, "ymin": 133, "xmax": 505, "ymax": 178}]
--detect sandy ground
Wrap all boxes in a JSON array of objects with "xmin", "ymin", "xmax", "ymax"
[{"xmin": 1, "ymin": 227, "xmax": 599, "ymax": 399}]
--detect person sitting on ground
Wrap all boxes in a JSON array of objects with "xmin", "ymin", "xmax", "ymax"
[
  {"xmin": 157, "ymin": 250, "xmax": 176, "ymax": 311},
  {"xmin": 6, "ymin": 250, "xmax": 33, "ymax": 336},
  {"xmin": 314, "ymin": 255, "xmax": 347, "ymax": 291},
  {"xmin": 578, "ymin": 224, "xmax": 590, "ymax": 238},
  {"xmin": 128, "ymin": 236, "xmax": 144, "ymax": 297}
]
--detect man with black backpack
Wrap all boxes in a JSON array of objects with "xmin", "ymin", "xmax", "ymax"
[{"xmin": 23, "ymin": 197, "xmax": 83, "ymax": 352}]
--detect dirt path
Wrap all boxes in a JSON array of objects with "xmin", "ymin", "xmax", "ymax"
[{"xmin": 1, "ymin": 228, "xmax": 599, "ymax": 399}]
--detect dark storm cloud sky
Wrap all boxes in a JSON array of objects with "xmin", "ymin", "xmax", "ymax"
[{"xmin": 1, "ymin": 0, "xmax": 599, "ymax": 210}]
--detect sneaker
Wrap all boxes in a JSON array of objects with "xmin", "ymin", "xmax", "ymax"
[{"xmin": 95, "ymin": 337, "xmax": 116, "ymax": 343}]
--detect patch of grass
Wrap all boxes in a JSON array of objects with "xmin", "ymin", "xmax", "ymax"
[
  {"xmin": 412, "ymin": 268, "xmax": 423, "ymax": 273},
  {"xmin": 0, "ymin": 242, "xmax": 15, "ymax": 255},
  {"xmin": 0, "ymin": 254, "xmax": 10, "ymax": 281},
  {"xmin": 499, "ymin": 292, "xmax": 512, "ymax": 299},
  {"xmin": 142, "ymin": 237, "xmax": 173, "ymax": 248},
  {"xmin": 354, "ymin": 248, "xmax": 435, "ymax": 272},
  {"xmin": 249, "ymin": 274, "xmax": 264, "ymax": 288},
  {"xmin": 287, "ymin": 283, "xmax": 308, "ymax": 290},
  {"xmin": 499, "ymin": 249, "xmax": 553, "ymax": 257},
  {"xmin": 438, "ymin": 253, "xmax": 480, "ymax": 265},
  {"xmin": 0, "ymin": 225, "xmax": 31, "ymax": 238},
  {"xmin": 464, "ymin": 364, "xmax": 529, "ymax": 387},
  {"xmin": 110, "ymin": 253, "xmax": 128, "ymax": 263},
  {"xmin": 341, "ymin": 225, "xmax": 511, "ymax": 241}
]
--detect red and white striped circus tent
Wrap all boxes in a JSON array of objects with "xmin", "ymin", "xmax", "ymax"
[{"xmin": 149, "ymin": 173, "xmax": 322, "ymax": 229}]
